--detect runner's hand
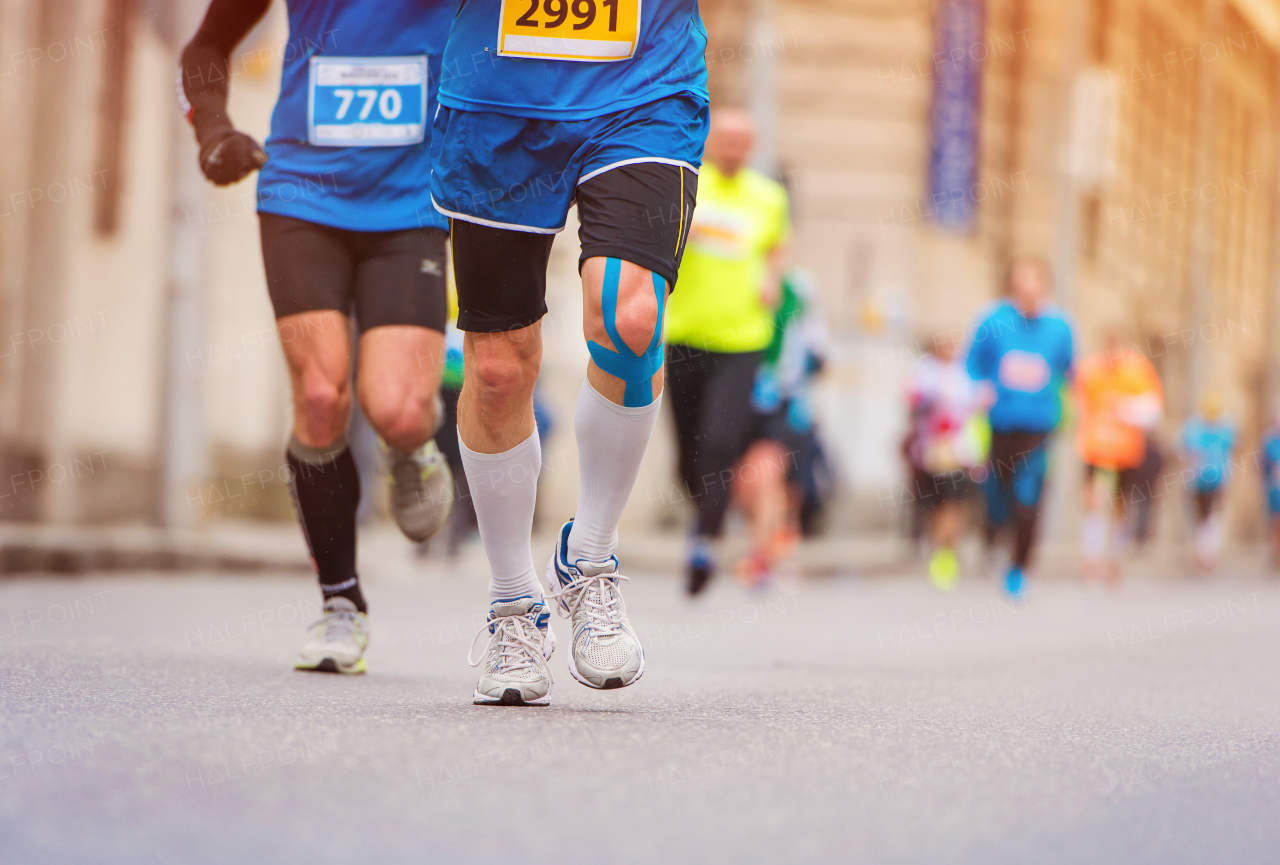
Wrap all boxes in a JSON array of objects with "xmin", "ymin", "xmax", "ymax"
[{"xmin": 198, "ymin": 128, "xmax": 267, "ymax": 186}]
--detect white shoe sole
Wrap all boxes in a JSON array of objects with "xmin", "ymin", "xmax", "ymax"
[
  {"xmin": 295, "ymin": 656, "xmax": 366, "ymax": 675},
  {"xmin": 565, "ymin": 643, "xmax": 645, "ymax": 691},
  {"xmin": 472, "ymin": 686, "xmax": 551, "ymax": 706}
]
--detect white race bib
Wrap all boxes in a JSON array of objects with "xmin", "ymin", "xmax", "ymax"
[
  {"xmin": 307, "ymin": 56, "xmax": 427, "ymax": 147},
  {"xmin": 997, "ymin": 350, "xmax": 1052, "ymax": 393},
  {"xmin": 687, "ymin": 204, "xmax": 750, "ymax": 260}
]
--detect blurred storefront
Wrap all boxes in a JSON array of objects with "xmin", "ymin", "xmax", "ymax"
[
  {"xmin": 1, "ymin": 0, "xmax": 290, "ymax": 526},
  {"xmin": 1084, "ymin": 0, "xmax": 1279, "ymax": 534}
]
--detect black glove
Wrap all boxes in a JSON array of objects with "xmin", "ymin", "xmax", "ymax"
[{"xmin": 198, "ymin": 126, "xmax": 267, "ymax": 186}]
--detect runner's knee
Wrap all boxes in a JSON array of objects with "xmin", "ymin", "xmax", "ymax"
[
  {"xmin": 604, "ymin": 268, "xmax": 663, "ymax": 355},
  {"xmin": 584, "ymin": 258, "xmax": 665, "ymax": 406},
  {"xmin": 295, "ymin": 374, "xmax": 349, "ymax": 445},
  {"xmin": 584, "ymin": 259, "xmax": 662, "ymax": 351},
  {"xmin": 361, "ymin": 381, "xmax": 433, "ymax": 446},
  {"xmin": 467, "ymin": 330, "xmax": 541, "ymax": 401}
]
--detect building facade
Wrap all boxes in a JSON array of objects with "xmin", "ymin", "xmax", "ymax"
[{"xmin": 705, "ymin": 0, "xmax": 1280, "ymax": 537}]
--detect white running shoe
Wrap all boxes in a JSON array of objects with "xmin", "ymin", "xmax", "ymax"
[
  {"xmin": 387, "ymin": 439, "xmax": 454, "ymax": 542},
  {"xmin": 295, "ymin": 597, "xmax": 369, "ymax": 674},
  {"xmin": 545, "ymin": 520, "xmax": 644, "ymax": 690},
  {"xmin": 468, "ymin": 597, "xmax": 556, "ymax": 706}
]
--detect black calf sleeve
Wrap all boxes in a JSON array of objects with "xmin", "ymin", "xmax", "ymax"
[{"xmin": 286, "ymin": 440, "xmax": 366, "ymax": 613}]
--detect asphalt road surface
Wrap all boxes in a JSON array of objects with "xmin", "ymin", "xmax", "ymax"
[{"xmin": 3, "ymin": 561, "xmax": 1279, "ymax": 864}]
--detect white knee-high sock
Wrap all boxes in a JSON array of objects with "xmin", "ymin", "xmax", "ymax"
[
  {"xmin": 566, "ymin": 380, "xmax": 662, "ymax": 565},
  {"xmin": 459, "ymin": 429, "xmax": 543, "ymax": 601}
]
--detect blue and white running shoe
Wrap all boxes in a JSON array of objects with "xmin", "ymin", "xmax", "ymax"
[
  {"xmin": 545, "ymin": 521, "xmax": 645, "ymax": 690},
  {"xmin": 468, "ymin": 596, "xmax": 556, "ymax": 706}
]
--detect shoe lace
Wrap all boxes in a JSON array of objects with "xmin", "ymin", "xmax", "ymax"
[
  {"xmin": 392, "ymin": 446, "xmax": 448, "ymax": 509},
  {"xmin": 390, "ymin": 450, "xmax": 426, "ymax": 503},
  {"xmin": 547, "ymin": 572, "xmax": 630, "ymax": 638},
  {"xmin": 467, "ymin": 614, "xmax": 550, "ymax": 680},
  {"xmin": 308, "ymin": 609, "xmax": 360, "ymax": 643}
]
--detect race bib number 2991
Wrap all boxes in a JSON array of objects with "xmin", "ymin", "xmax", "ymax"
[{"xmin": 498, "ymin": 0, "xmax": 640, "ymax": 61}]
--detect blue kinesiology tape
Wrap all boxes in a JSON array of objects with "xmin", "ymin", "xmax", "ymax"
[{"xmin": 587, "ymin": 258, "xmax": 666, "ymax": 407}]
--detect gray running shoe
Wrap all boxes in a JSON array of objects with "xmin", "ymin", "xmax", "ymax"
[
  {"xmin": 387, "ymin": 440, "xmax": 454, "ymax": 542},
  {"xmin": 469, "ymin": 597, "xmax": 556, "ymax": 706},
  {"xmin": 295, "ymin": 597, "xmax": 369, "ymax": 674},
  {"xmin": 545, "ymin": 520, "xmax": 644, "ymax": 690}
]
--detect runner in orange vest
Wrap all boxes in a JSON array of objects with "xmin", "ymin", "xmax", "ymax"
[{"xmin": 1074, "ymin": 331, "xmax": 1163, "ymax": 584}]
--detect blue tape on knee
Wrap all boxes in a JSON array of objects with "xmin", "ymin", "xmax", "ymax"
[{"xmin": 587, "ymin": 258, "xmax": 665, "ymax": 407}]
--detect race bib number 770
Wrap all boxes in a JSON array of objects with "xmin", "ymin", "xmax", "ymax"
[
  {"xmin": 497, "ymin": 0, "xmax": 640, "ymax": 61},
  {"xmin": 308, "ymin": 56, "xmax": 427, "ymax": 147}
]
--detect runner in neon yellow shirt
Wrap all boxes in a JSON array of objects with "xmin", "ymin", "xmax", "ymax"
[
  {"xmin": 665, "ymin": 106, "xmax": 791, "ymax": 595},
  {"xmin": 666, "ymin": 146, "xmax": 790, "ymax": 351}
]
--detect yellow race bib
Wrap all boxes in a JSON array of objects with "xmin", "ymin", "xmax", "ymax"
[{"xmin": 497, "ymin": 0, "xmax": 640, "ymax": 61}]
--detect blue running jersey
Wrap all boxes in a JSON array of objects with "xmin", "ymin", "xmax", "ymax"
[
  {"xmin": 438, "ymin": 0, "xmax": 709, "ymax": 120},
  {"xmin": 1182, "ymin": 416, "xmax": 1237, "ymax": 492},
  {"xmin": 965, "ymin": 300, "xmax": 1075, "ymax": 434},
  {"xmin": 1263, "ymin": 431, "xmax": 1280, "ymax": 512},
  {"xmin": 258, "ymin": 0, "xmax": 453, "ymax": 231}
]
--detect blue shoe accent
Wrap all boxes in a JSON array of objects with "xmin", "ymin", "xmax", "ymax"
[
  {"xmin": 554, "ymin": 519, "xmax": 619, "ymax": 579},
  {"xmin": 685, "ymin": 537, "xmax": 715, "ymax": 595},
  {"xmin": 550, "ymin": 519, "xmax": 622, "ymax": 614},
  {"xmin": 486, "ymin": 595, "xmax": 549, "ymax": 633},
  {"xmin": 688, "ymin": 537, "xmax": 714, "ymax": 570},
  {"xmin": 551, "ymin": 520, "xmax": 576, "ymax": 591},
  {"xmin": 1003, "ymin": 566, "xmax": 1025, "ymax": 598}
]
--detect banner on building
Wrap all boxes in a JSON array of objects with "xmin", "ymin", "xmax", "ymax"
[{"xmin": 928, "ymin": 0, "xmax": 985, "ymax": 233}]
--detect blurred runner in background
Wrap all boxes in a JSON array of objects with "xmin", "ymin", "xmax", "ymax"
[
  {"xmin": 665, "ymin": 107, "xmax": 790, "ymax": 596},
  {"xmin": 731, "ymin": 268, "xmax": 828, "ymax": 588},
  {"xmin": 420, "ymin": 285, "xmax": 476, "ymax": 559},
  {"xmin": 966, "ymin": 257, "xmax": 1074, "ymax": 598},
  {"xmin": 1074, "ymin": 331, "xmax": 1163, "ymax": 585},
  {"xmin": 1181, "ymin": 392, "xmax": 1236, "ymax": 574},
  {"xmin": 1122, "ymin": 432, "xmax": 1164, "ymax": 548},
  {"xmin": 1260, "ymin": 410, "xmax": 1280, "ymax": 572},
  {"xmin": 905, "ymin": 331, "xmax": 989, "ymax": 590},
  {"xmin": 900, "ymin": 390, "xmax": 931, "ymax": 557}
]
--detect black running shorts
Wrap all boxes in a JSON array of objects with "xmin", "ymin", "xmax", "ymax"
[
  {"xmin": 449, "ymin": 162, "xmax": 698, "ymax": 333},
  {"xmin": 259, "ymin": 212, "xmax": 448, "ymax": 334}
]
